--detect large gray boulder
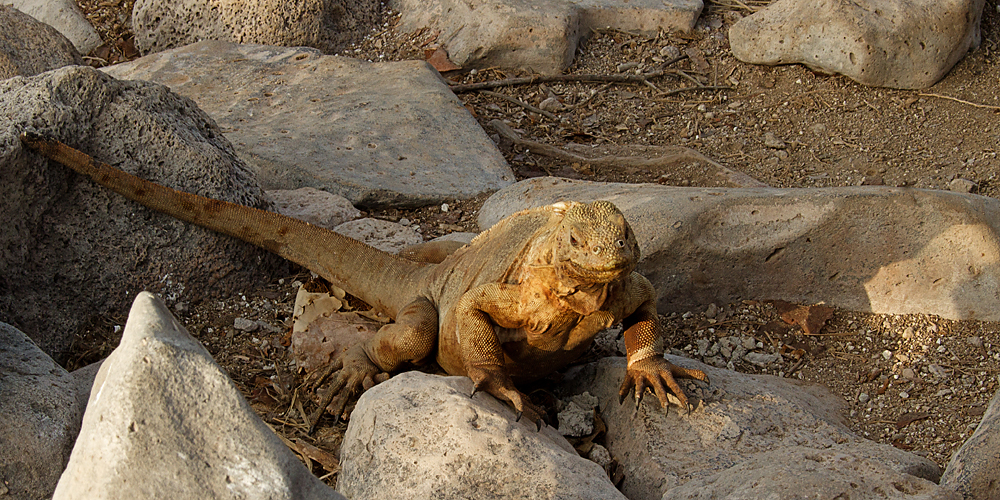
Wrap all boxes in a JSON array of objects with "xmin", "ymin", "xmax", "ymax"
[
  {"xmin": 338, "ymin": 371, "xmax": 626, "ymax": 500},
  {"xmin": 729, "ymin": 0, "xmax": 986, "ymax": 89},
  {"xmin": 53, "ymin": 292, "xmax": 345, "ymax": 500},
  {"xmin": 8, "ymin": 0, "xmax": 101, "ymax": 54},
  {"xmin": 131, "ymin": 0, "xmax": 381, "ymax": 55},
  {"xmin": 0, "ymin": 322, "xmax": 84, "ymax": 500},
  {"xmin": 0, "ymin": 4, "xmax": 81, "ymax": 79},
  {"xmin": 104, "ymin": 41, "xmax": 514, "ymax": 207},
  {"xmin": 561, "ymin": 356, "xmax": 958, "ymax": 500},
  {"xmin": 0, "ymin": 65, "xmax": 285, "ymax": 358},
  {"xmin": 390, "ymin": 0, "xmax": 703, "ymax": 74},
  {"xmin": 480, "ymin": 178, "xmax": 1000, "ymax": 321}
]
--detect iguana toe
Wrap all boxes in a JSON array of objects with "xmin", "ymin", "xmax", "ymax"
[{"xmin": 619, "ymin": 357, "xmax": 708, "ymax": 412}]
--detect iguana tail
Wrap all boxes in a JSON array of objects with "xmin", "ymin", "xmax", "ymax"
[{"xmin": 20, "ymin": 132, "xmax": 429, "ymax": 318}]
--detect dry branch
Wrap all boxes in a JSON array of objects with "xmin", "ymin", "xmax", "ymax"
[{"xmin": 490, "ymin": 120, "xmax": 768, "ymax": 188}]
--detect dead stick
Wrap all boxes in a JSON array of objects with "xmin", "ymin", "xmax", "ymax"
[
  {"xmin": 918, "ymin": 92, "xmax": 1000, "ymax": 111},
  {"xmin": 489, "ymin": 120, "xmax": 768, "ymax": 188},
  {"xmin": 449, "ymin": 56, "xmax": 689, "ymax": 93},
  {"xmin": 480, "ymin": 90, "xmax": 558, "ymax": 120}
]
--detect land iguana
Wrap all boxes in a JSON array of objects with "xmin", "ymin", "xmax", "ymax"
[{"xmin": 20, "ymin": 132, "xmax": 708, "ymax": 427}]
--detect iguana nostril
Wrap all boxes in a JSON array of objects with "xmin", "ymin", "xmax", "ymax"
[
  {"xmin": 616, "ymin": 239, "xmax": 625, "ymax": 248},
  {"xmin": 593, "ymin": 246, "xmax": 602, "ymax": 254}
]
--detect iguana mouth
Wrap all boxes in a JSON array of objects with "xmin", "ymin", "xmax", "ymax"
[{"xmin": 561, "ymin": 258, "xmax": 631, "ymax": 283}]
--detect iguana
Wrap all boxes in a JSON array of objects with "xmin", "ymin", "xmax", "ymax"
[{"xmin": 20, "ymin": 132, "xmax": 708, "ymax": 427}]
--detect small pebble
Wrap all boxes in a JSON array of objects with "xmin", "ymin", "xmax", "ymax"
[
  {"xmin": 882, "ymin": 350, "xmax": 893, "ymax": 361},
  {"xmin": 234, "ymin": 317, "xmax": 258, "ymax": 332},
  {"xmin": 858, "ymin": 392, "xmax": 870, "ymax": 403},
  {"xmin": 899, "ymin": 391, "xmax": 910, "ymax": 399},
  {"xmin": 763, "ymin": 132, "xmax": 786, "ymax": 149},
  {"xmin": 617, "ymin": 61, "xmax": 640, "ymax": 73},
  {"xmin": 902, "ymin": 326, "xmax": 914, "ymax": 339},
  {"xmin": 967, "ymin": 336, "xmax": 983, "ymax": 348},
  {"xmin": 902, "ymin": 367, "xmax": 916, "ymax": 380},
  {"xmin": 705, "ymin": 303, "xmax": 718, "ymax": 319}
]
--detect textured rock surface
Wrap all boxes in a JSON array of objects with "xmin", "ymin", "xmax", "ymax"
[
  {"xmin": 332, "ymin": 218, "xmax": 423, "ymax": 254},
  {"xmin": 131, "ymin": 0, "xmax": 381, "ymax": 55},
  {"xmin": 941, "ymin": 387, "xmax": 1000, "ymax": 499},
  {"xmin": 9, "ymin": 0, "xmax": 101, "ymax": 54},
  {"xmin": 104, "ymin": 41, "xmax": 513, "ymax": 207},
  {"xmin": 267, "ymin": 187, "xmax": 361, "ymax": 230},
  {"xmin": 53, "ymin": 292, "xmax": 345, "ymax": 500},
  {"xmin": 0, "ymin": 65, "xmax": 285, "ymax": 358},
  {"xmin": 663, "ymin": 445, "xmax": 961, "ymax": 500},
  {"xmin": 561, "ymin": 356, "xmax": 955, "ymax": 500},
  {"xmin": 0, "ymin": 322, "xmax": 83, "ymax": 500},
  {"xmin": 338, "ymin": 371, "xmax": 626, "ymax": 500},
  {"xmin": 729, "ymin": 0, "xmax": 986, "ymax": 89},
  {"xmin": 0, "ymin": 4, "xmax": 82, "ymax": 79},
  {"xmin": 391, "ymin": 0, "xmax": 703, "ymax": 74},
  {"xmin": 480, "ymin": 178, "xmax": 1000, "ymax": 321}
]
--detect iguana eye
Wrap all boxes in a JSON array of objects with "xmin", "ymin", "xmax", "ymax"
[{"xmin": 592, "ymin": 246, "xmax": 602, "ymax": 255}]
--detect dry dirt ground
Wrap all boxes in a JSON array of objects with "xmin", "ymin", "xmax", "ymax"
[{"xmin": 71, "ymin": 0, "xmax": 1000, "ymax": 487}]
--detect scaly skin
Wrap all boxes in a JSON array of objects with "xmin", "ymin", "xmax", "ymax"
[{"xmin": 20, "ymin": 132, "xmax": 708, "ymax": 426}]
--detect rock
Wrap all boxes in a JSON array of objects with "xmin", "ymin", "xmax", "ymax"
[
  {"xmin": 0, "ymin": 65, "xmax": 285, "ymax": 357},
  {"xmin": 0, "ymin": 322, "xmax": 83, "ymax": 500},
  {"xmin": 267, "ymin": 187, "xmax": 361, "ymax": 230},
  {"xmin": 131, "ymin": 0, "xmax": 380, "ymax": 55},
  {"xmin": 104, "ymin": 41, "xmax": 513, "ymax": 208},
  {"xmin": 560, "ymin": 356, "xmax": 951, "ymax": 500},
  {"xmin": 390, "ymin": 0, "xmax": 703, "ymax": 74},
  {"xmin": 950, "ymin": 178, "xmax": 978, "ymax": 193},
  {"xmin": 763, "ymin": 131, "xmax": 786, "ymax": 149},
  {"xmin": 664, "ymin": 446, "xmax": 961, "ymax": 500},
  {"xmin": 729, "ymin": 0, "xmax": 986, "ymax": 89},
  {"xmin": 558, "ymin": 401, "xmax": 595, "ymax": 437},
  {"xmin": 53, "ymin": 292, "xmax": 344, "ymax": 499},
  {"xmin": 69, "ymin": 360, "xmax": 104, "ymax": 413},
  {"xmin": 338, "ymin": 371, "xmax": 626, "ymax": 500},
  {"xmin": 8, "ymin": 0, "xmax": 101, "ymax": 54},
  {"xmin": 0, "ymin": 4, "xmax": 82, "ymax": 79},
  {"xmin": 940, "ymin": 387, "xmax": 1000, "ymax": 499},
  {"xmin": 480, "ymin": 178, "xmax": 1000, "ymax": 321},
  {"xmin": 333, "ymin": 218, "xmax": 423, "ymax": 254}
]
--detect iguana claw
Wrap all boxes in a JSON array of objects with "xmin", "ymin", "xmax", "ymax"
[
  {"xmin": 466, "ymin": 364, "xmax": 546, "ymax": 429},
  {"xmin": 308, "ymin": 344, "xmax": 382, "ymax": 431},
  {"xmin": 619, "ymin": 357, "xmax": 708, "ymax": 412}
]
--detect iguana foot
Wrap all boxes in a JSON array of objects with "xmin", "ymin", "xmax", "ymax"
[
  {"xmin": 309, "ymin": 344, "xmax": 385, "ymax": 430},
  {"xmin": 467, "ymin": 364, "xmax": 546, "ymax": 430},
  {"xmin": 619, "ymin": 357, "xmax": 709, "ymax": 412}
]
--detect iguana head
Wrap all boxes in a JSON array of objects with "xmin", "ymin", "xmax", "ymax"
[{"xmin": 552, "ymin": 200, "xmax": 640, "ymax": 283}]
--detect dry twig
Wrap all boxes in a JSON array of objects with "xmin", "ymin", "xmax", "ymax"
[
  {"xmin": 480, "ymin": 90, "xmax": 558, "ymax": 120},
  {"xmin": 918, "ymin": 92, "xmax": 1000, "ymax": 111},
  {"xmin": 490, "ymin": 120, "xmax": 768, "ymax": 188}
]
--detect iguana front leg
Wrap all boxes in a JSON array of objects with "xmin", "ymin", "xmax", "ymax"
[
  {"xmin": 453, "ymin": 283, "xmax": 547, "ymax": 426},
  {"xmin": 312, "ymin": 297, "xmax": 438, "ymax": 426},
  {"xmin": 618, "ymin": 277, "xmax": 709, "ymax": 410}
]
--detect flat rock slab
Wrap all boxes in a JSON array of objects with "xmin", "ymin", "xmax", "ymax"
[
  {"xmin": 54, "ymin": 292, "xmax": 344, "ymax": 500},
  {"xmin": 104, "ymin": 41, "xmax": 514, "ymax": 208},
  {"xmin": 561, "ymin": 356, "xmax": 956, "ymax": 500},
  {"xmin": 481, "ymin": 177, "xmax": 1000, "ymax": 321},
  {"xmin": 338, "ymin": 371, "xmax": 626, "ymax": 500},
  {"xmin": 729, "ymin": 0, "xmax": 985, "ymax": 89},
  {"xmin": 390, "ymin": 0, "xmax": 703, "ymax": 74}
]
